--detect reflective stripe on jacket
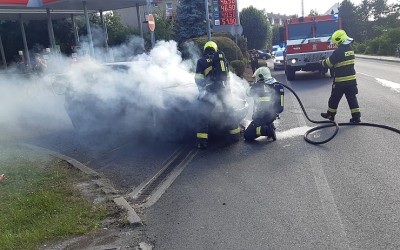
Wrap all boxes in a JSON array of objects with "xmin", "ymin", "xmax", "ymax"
[{"xmin": 322, "ymin": 44, "xmax": 356, "ymax": 85}]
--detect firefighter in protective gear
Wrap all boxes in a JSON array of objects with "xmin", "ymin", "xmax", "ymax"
[
  {"xmin": 320, "ymin": 29, "xmax": 361, "ymax": 123},
  {"xmin": 244, "ymin": 67, "xmax": 284, "ymax": 141},
  {"xmin": 194, "ymin": 41, "xmax": 240, "ymax": 149}
]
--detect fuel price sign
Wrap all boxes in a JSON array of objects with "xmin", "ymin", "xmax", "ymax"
[{"xmin": 212, "ymin": 0, "xmax": 237, "ymax": 26}]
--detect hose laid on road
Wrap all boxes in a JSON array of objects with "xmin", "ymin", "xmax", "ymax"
[{"xmin": 280, "ymin": 83, "xmax": 400, "ymax": 145}]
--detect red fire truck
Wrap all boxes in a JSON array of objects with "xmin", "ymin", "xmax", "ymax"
[{"xmin": 283, "ymin": 15, "xmax": 342, "ymax": 81}]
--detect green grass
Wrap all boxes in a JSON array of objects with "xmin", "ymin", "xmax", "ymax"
[{"xmin": 0, "ymin": 145, "xmax": 108, "ymax": 250}]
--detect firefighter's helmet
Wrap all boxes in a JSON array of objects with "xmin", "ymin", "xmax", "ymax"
[
  {"xmin": 253, "ymin": 66, "xmax": 272, "ymax": 82},
  {"xmin": 331, "ymin": 30, "xmax": 353, "ymax": 46},
  {"xmin": 203, "ymin": 41, "xmax": 218, "ymax": 52}
]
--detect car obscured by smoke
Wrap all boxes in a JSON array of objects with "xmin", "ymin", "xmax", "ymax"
[{"xmin": 52, "ymin": 59, "xmax": 248, "ymax": 142}]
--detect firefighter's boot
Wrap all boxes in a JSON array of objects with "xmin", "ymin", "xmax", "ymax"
[
  {"xmin": 349, "ymin": 117, "xmax": 361, "ymax": 123},
  {"xmin": 266, "ymin": 123, "xmax": 277, "ymax": 141},
  {"xmin": 321, "ymin": 112, "xmax": 335, "ymax": 121},
  {"xmin": 226, "ymin": 127, "xmax": 240, "ymax": 144}
]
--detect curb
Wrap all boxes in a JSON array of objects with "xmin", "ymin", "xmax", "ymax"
[
  {"xmin": 21, "ymin": 143, "xmax": 143, "ymax": 226},
  {"xmin": 356, "ymin": 54, "xmax": 400, "ymax": 63}
]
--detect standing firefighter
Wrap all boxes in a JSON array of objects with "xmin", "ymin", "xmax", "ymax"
[
  {"xmin": 320, "ymin": 30, "xmax": 361, "ymax": 123},
  {"xmin": 244, "ymin": 67, "xmax": 284, "ymax": 141},
  {"xmin": 195, "ymin": 41, "xmax": 240, "ymax": 149}
]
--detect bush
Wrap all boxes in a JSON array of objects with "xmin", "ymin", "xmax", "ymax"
[
  {"xmin": 363, "ymin": 27, "xmax": 400, "ymax": 56},
  {"xmin": 212, "ymin": 32, "xmax": 248, "ymax": 59},
  {"xmin": 230, "ymin": 60, "xmax": 245, "ymax": 77},
  {"xmin": 365, "ymin": 38, "xmax": 380, "ymax": 55},
  {"xmin": 353, "ymin": 42, "xmax": 367, "ymax": 54},
  {"xmin": 378, "ymin": 39, "xmax": 392, "ymax": 55}
]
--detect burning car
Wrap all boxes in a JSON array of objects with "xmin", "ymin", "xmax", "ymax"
[{"xmin": 52, "ymin": 60, "xmax": 248, "ymax": 142}]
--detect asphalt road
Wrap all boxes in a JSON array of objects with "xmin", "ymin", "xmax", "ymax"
[
  {"xmin": 26, "ymin": 57, "xmax": 400, "ymax": 249},
  {"xmin": 143, "ymin": 58, "xmax": 400, "ymax": 249}
]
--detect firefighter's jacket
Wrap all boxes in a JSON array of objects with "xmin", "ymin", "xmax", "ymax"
[
  {"xmin": 321, "ymin": 44, "xmax": 356, "ymax": 85},
  {"xmin": 194, "ymin": 56, "xmax": 230, "ymax": 96},
  {"xmin": 247, "ymin": 78, "xmax": 284, "ymax": 123}
]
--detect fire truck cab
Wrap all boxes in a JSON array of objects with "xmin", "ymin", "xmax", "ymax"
[{"xmin": 283, "ymin": 15, "xmax": 341, "ymax": 81}]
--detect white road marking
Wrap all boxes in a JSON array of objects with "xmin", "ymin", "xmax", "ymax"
[
  {"xmin": 358, "ymin": 72, "xmax": 400, "ymax": 93},
  {"xmin": 287, "ymin": 89, "xmax": 351, "ymax": 249}
]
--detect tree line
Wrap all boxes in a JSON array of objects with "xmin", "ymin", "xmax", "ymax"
[
  {"xmin": 1, "ymin": 0, "xmax": 398, "ymax": 66},
  {"xmin": 338, "ymin": 0, "xmax": 400, "ymax": 56}
]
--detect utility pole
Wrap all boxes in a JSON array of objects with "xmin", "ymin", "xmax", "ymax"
[
  {"xmin": 205, "ymin": 0, "xmax": 211, "ymax": 41},
  {"xmin": 147, "ymin": 0, "xmax": 155, "ymax": 48},
  {"xmin": 301, "ymin": 0, "xmax": 304, "ymax": 17}
]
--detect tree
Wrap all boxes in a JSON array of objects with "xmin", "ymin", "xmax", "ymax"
[
  {"xmin": 153, "ymin": 10, "xmax": 175, "ymax": 41},
  {"xmin": 90, "ymin": 12, "xmax": 138, "ymax": 47},
  {"xmin": 356, "ymin": 0, "xmax": 373, "ymax": 41},
  {"xmin": 308, "ymin": 9, "xmax": 319, "ymax": 16},
  {"xmin": 271, "ymin": 26, "xmax": 281, "ymax": 46},
  {"xmin": 338, "ymin": 0, "xmax": 360, "ymax": 41},
  {"xmin": 174, "ymin": 0, "xmax": 207, "ymax": 43},
  {"xmin": 370, "ymin": 0, "xmax": 389, "ymax": 21},
  {"xmin": 240, "ymin": 6, "xmax": 271, "ymax": 50}
]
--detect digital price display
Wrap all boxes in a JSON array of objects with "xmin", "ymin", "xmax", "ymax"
[{"xmin": 212, "ymin": 0, "xmax": 237, "ymax": 26}]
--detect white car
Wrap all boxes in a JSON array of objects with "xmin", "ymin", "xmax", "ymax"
[{"xmin": 273, "ymin": 50, "xmax": 285, "ymax": 71}]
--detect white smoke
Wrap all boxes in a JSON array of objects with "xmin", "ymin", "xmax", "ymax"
[
  {"xmin": 0, "ymin": 37, "xmax": 248, "ymax": 143},
  {"xmin": 0, "ymin": 73, "xmax": 72, "ymax": 141}
]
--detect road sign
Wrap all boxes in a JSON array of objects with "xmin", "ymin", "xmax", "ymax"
[
  {"xmin": 230, "ymin": 24, "xmax": 243, "ymax": 36},
  {"xmin": 148, "ymin": 14, "xmax": 155, "ymax": 31}
]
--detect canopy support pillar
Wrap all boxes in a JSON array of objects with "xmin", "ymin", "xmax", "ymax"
[
  {"xmin": 46, "ymin": 8, "xmax": 56, "ymax": 52},
  {"xmin": 0, "ymin": 35, "xmax": 7, "ymax": 70},
  {"xmin": 19, "ymin": 14, "xmax": 31, "ymax": 70},
  {"xmin": 83, "ymin": 1, "xmax": 94, "ymax": 57}
]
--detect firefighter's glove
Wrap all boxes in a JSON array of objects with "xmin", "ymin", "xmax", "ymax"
[{"xmin": 319, "ymin": 60, "xmax": 325, "ymax": 66}]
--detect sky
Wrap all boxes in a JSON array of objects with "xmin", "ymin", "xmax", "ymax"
[{"xmin": 238, "ymin": 0, "xmax": 398, "ymax": 16}]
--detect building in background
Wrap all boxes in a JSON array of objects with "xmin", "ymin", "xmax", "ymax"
[
  {"xmin": 115, "ymin": 0, "xmax": 178, "ymax": 31},
  {"xmin": 325, "ymin": 3, "xmax": 340, "ymax": 15},
  {"xmin": 267, "ymin": 13, "xmax": 293, "ymax": 26}
]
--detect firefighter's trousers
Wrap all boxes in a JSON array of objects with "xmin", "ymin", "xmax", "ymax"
[
  {"xmin": 196, "ymin": 92, "xmax": 240, "ymax": 144},
  {"xmin": 327, "ymin": 83, "xmax": 361, "ymax": 118},
  {"xmin": 244, "ymin": 117, "xmax": 275, "ymax": 141}
]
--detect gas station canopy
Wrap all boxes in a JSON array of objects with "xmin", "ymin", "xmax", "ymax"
[
  {"xmin": 0, "ymin": 0, "xmax": 147, "ymax": 20},
  {"xmin": 39, "ymin": 0, "xmax": 147, "ymax": 11},
  {"xmin": 0, "ymin": 0, "xmax": 149, "ymax": 68}
]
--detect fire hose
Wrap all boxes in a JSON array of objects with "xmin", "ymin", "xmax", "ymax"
[{"xmin": 280, "ymin": 83, "xmax": 400, "ymax": 145}]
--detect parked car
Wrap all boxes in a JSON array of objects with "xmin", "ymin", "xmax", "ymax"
[
  {"xmin": 258, "ymin": 49, "xmax": 272, "ymax": 60},
  {"xmin": 53, "ymin": 61, "xmax": 248, "ymax": 142},
  {"xmin": 273, "ymin": 50, "xmax": 285, "ymax": 70}
]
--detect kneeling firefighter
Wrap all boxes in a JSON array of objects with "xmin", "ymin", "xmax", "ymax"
[
  {"xmin": 195, "ymin": 41, "xmax": 241, "ymax": 149},
  {"xmin": 244, "ymin": 67, "xmax": 284, "ymax": 141}
]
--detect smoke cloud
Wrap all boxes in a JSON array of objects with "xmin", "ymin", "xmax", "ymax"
[{"xmin": 0, "ymin": 36, "xmax": 248, "ymax": 144}]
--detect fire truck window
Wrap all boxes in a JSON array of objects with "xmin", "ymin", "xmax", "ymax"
[
  {"xmin": 316, "ymin": 21, "xmax": 340, "ymax": 37},
  {"xmin": 288, "ymin": 23, "xmax": 313, "ymax": 40}
]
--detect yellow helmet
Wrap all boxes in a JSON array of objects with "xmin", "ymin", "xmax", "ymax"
[
  {"xmin": 203, "ymin": 41, "xmax": 218, "ymax": 52},
  {"xmin": 331, "ymin": 30, "xmax": 353, "ymax": 46},
  {"xmin": 252, "ymin": 67, "xmax": 272, "ymax": 82}
]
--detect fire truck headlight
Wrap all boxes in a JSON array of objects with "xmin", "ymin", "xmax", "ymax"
[{"xmin": 291, "ymin": 58, "xmax": 297, "ymax": 64}]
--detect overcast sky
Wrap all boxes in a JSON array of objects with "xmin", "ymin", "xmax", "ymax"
[{"xmin": 238, "ymin": 0, "xmax": 398, "ymax": 16}]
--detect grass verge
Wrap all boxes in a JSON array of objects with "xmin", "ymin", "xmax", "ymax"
[{"xmin": 0, "ymin": 144, "xmax": 109, "ymax": 250}]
